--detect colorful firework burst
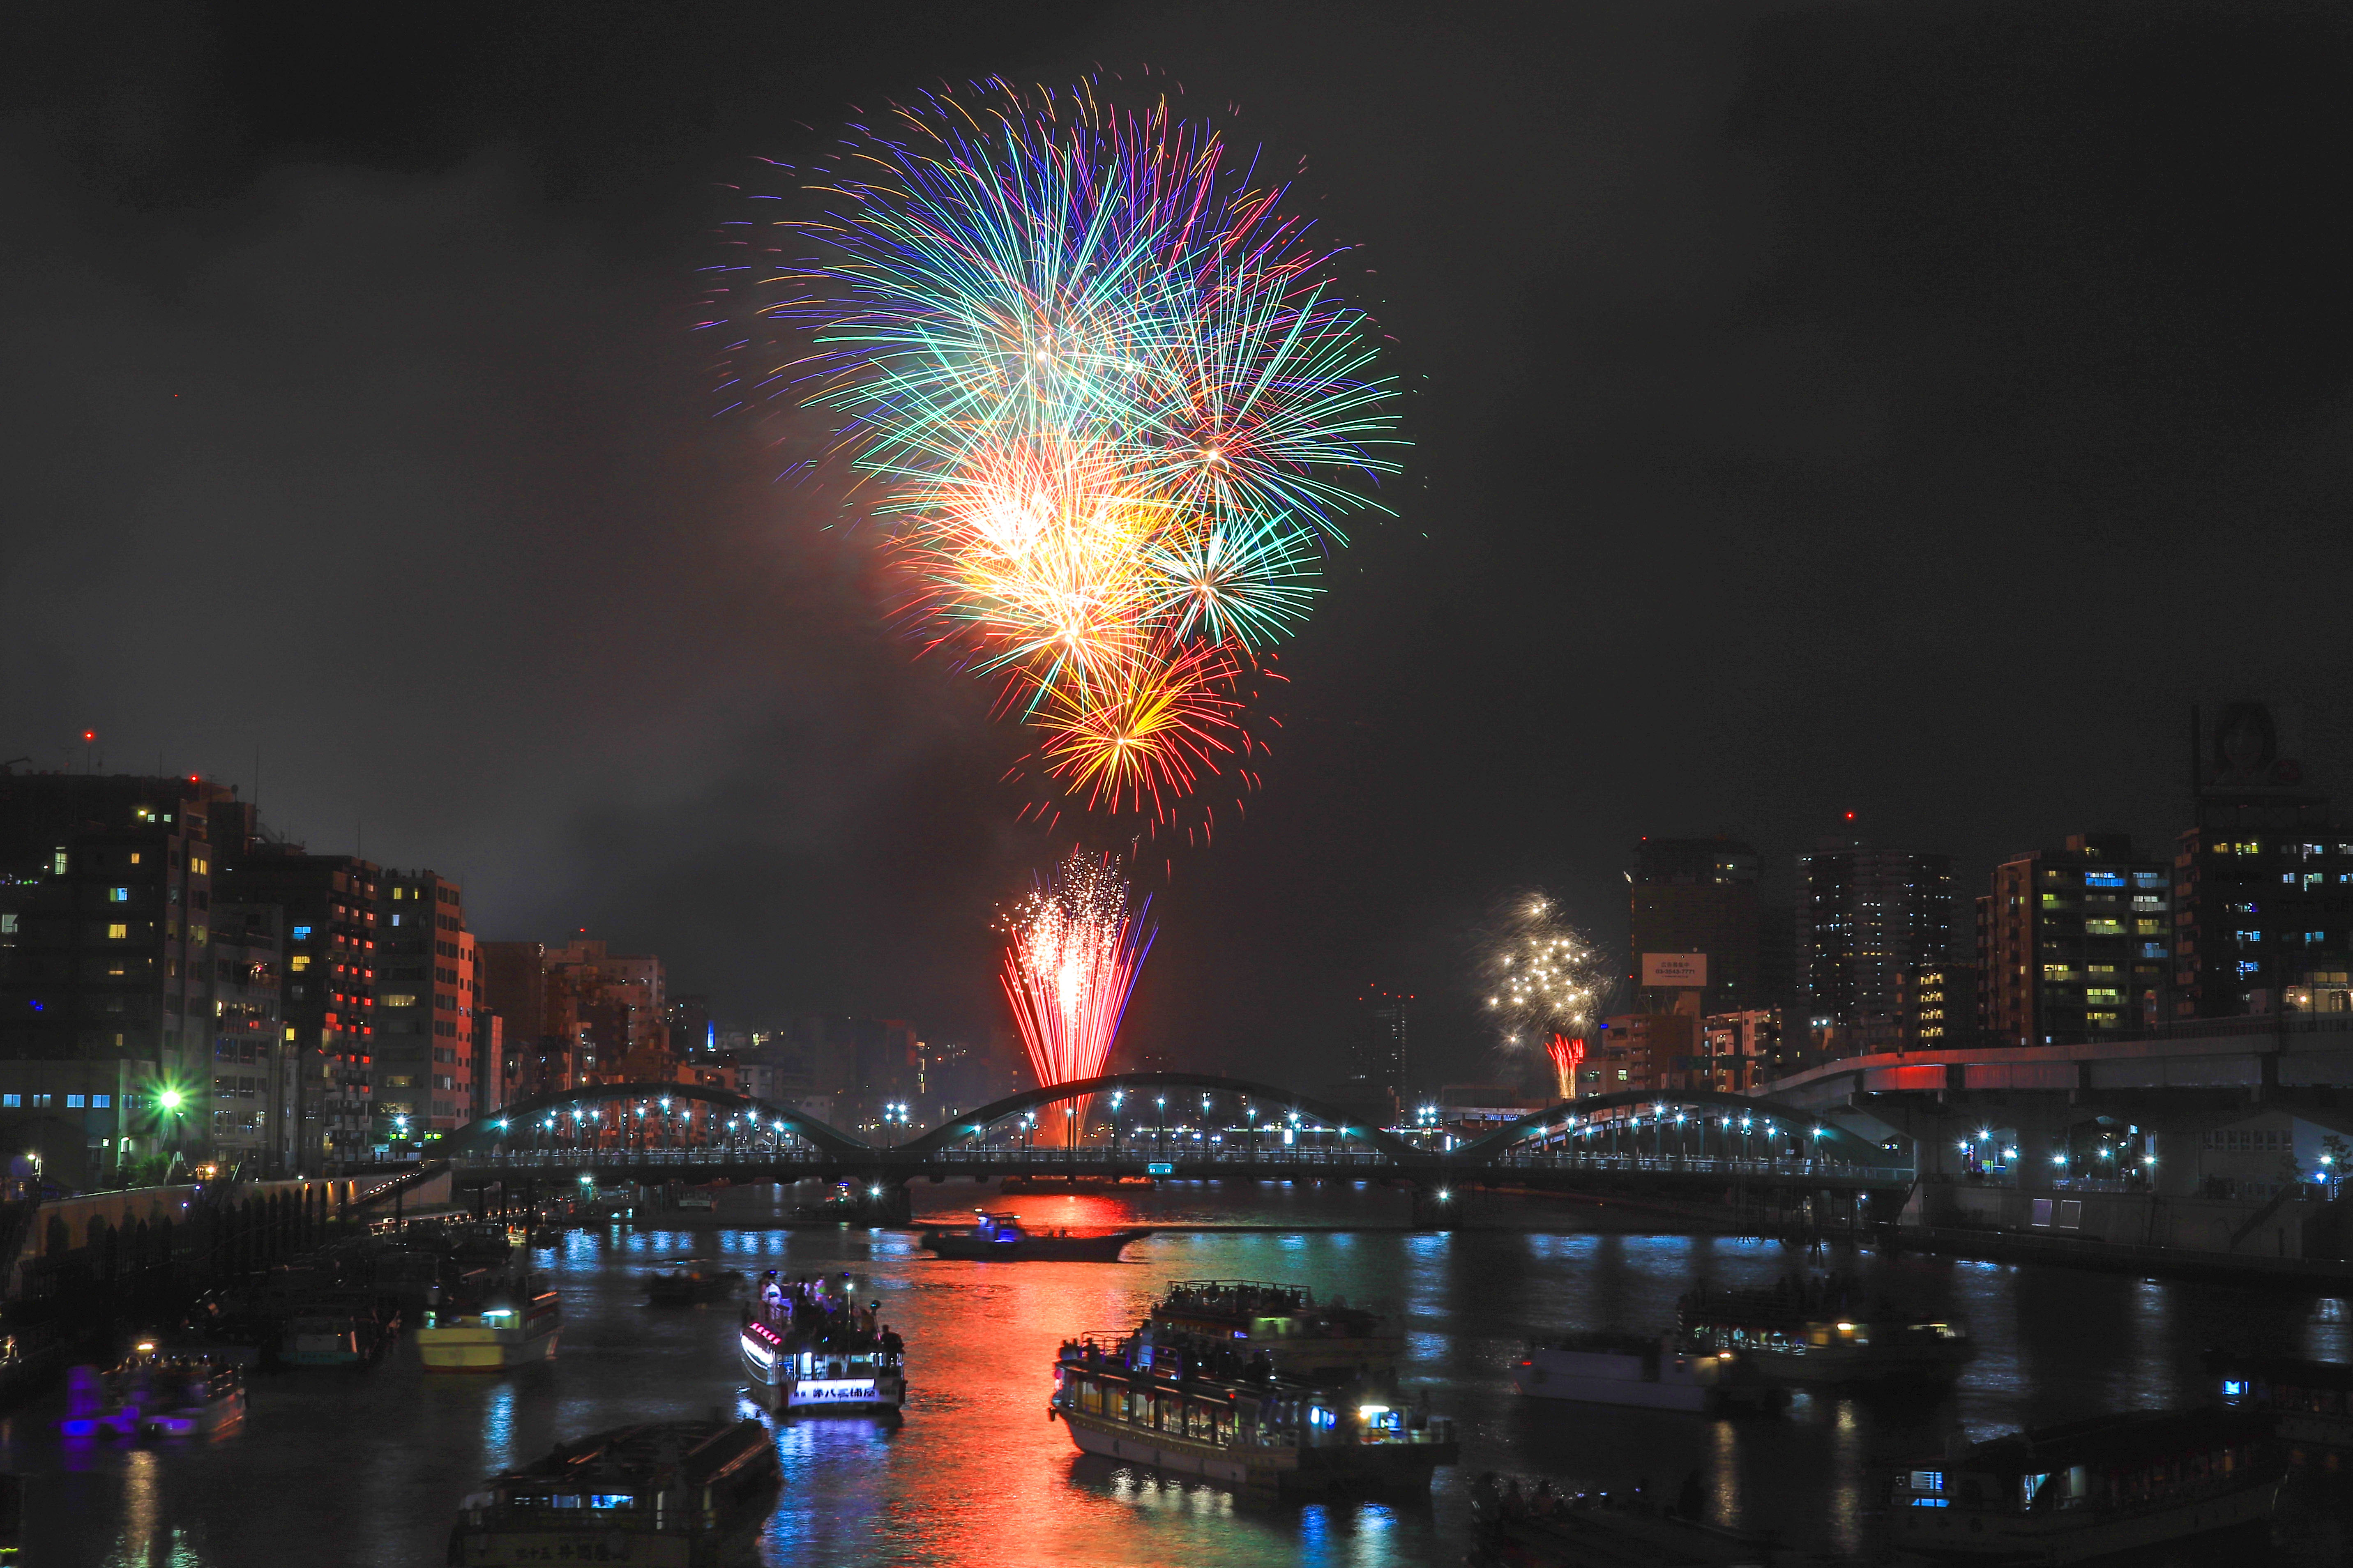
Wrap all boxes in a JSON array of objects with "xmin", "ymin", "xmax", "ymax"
[
  {"xmin": 726, "ymin": 75, "xmax": 1400, "ymax": 825},
  {"xmin": 1000, "ymin": 848, "xmax": 1157, "ymax": 1094}
]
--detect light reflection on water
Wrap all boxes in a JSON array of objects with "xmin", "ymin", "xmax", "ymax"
[{"xmin": 1, "ymin": 1182, "xmax": 2344, "ymax": 1565}]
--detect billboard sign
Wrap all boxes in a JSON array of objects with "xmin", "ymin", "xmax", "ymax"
[{"xmin": 1641, "ymin": 952, "xmax": 1708, "ymax": 988}]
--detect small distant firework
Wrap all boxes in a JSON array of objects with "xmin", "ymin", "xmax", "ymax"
[
  {"xmin": 1000, "ymin": 850, "xmax": 1157, "ymax": 1101},
  {"xmin": 1543, "ymin": 1033, "xmax": 1586, "ymax": 1101},
  {"xmin": 724, "ymin": 76, "xmax": 1401, "ymax": 826},
  {"xmin": 1484, "ymin": 894, "xmax": 1606, "ymax": 1097}
]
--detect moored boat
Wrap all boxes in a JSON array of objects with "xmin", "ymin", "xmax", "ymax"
[
  {"xmin": 418, "ymin": 1271, "xmax": 561, "ymax": 1372},
  {"xmin": 1676, "ymin": 1276, "xmax": 1973, "ymax": 1386},
  {"xmin": 1887, "ymin": 1407, "xmax": 2283, "ymax": 1561},
  {"xmin": 448, "ymin": 1419, "xmax": 781, "ymax": 1567},
  {"xmin": 61, "ymin": 1350, "xmax": 246, "ymax": 1439},
  {"xmin": 919, "ymin": 1210, "xmax": 1146, "ymax": 1262},
  {"xmin": 2208, "ymin": 1349, "xmax": 2353, "ymax": 1462},
  {"xmin": 1511, "ymin": 1331, "xmax": 1785, "ymax": 1415},
  {"xmin": 738, "ymin": 1273, "xmax": 905, "ymax": 1414},
  {"xmin": 1049, "ymin": 1303, "xmax": 1457, "ymax": 1494},
  {"xmin": 281, "ymin": 1308, "xmax": 390, "ymax": 1368}
]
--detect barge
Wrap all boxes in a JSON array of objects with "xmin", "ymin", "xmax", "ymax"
[
  {"xmin": 919, "ymin": 1210, "xmax": 1146, "ymax": 1262},
  {"xmin": 449, "ymin": 1419, "xmax": 781, "ymax": 1567},
  {"xmin": 1050, "ymin": 1305, "xmax": 1456, "ymax": 1494},
  {"xmin": 1676, "ymin": 1278, "xmax": 1973, "ymax": 1386},
  {"xmin": 738, "ymin": 1273, "xmax": 905, "ymax": 1415},
  {"xmin": 1887, "ymin": 1407, "xmax": 2282, "ymax": 1562}
]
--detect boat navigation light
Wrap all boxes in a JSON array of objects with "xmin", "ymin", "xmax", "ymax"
[
  {"xmin": 135, "ymin": 1341, "xmax": 156, "ymax": 1354},
  {"xmin": 1835, "ymin": 1322, "xmax": 1856, "ymax": 1333},
  {"xmin": 1357, "ymin": 1404, "xmax": 1390, "ymax": 1418}
]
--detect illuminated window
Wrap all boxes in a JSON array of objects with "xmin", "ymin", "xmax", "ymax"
[
  {"xmin": 107, "ymin": 887, "xmax": 127, "ymax": 903},
  {"xmin": 189, "ymin": 857, "xmax": 208, "ymax": 875},
  {"xmin": 92, "ymin": 1094, "xmax": 110, "ymax": 1108},
  {"xmin": 291, "ymin": 926, "xmax": 311, "ymax": 940},
  {"xmin": 106, "ymin": 923, "xmax": 128, "ymax": 940},
  {"xmin": 290, "ymin": 956, "xmax": 309, "ymax": 971},
  {"xmin": 0, "ymin": 914, "xmax": 13, "ymax": 935},
  {"xmin": 2085, "ymin": 988, "xmax": 2121, "ymax": 1002},
  {"xmin": 65, "ymin": 1094, "xmax": 83, "ymax": 1108},
  {"xmin": 51, "ymin": 852, "xmax": 67, "ymax": 874},
  {"xmin": 0, "ymin": 1096, "xmax": 15, "ymax": 1108},
  {"xmin": 2085, "ymin": 919, "xmax": 2125, "ymax": 936},
  {"xmin": 379, "ymin": 994, "xmax": 417, "ymax": 1008}
]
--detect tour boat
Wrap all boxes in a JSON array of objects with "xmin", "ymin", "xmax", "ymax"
[
  {"xmin": 1887, "ymin": 1407, "xmax": 2283, "ymax": 1561},
  {"xmin": 1510, "ymin": 1331, "xmax": 1786, "ymax": 1414},
  {"xmin": 417, "ymin": 1272, "xmax": 561, "ymax": 1372},
  {"xmin": 737, "ymin": 1275, "xmax": 906, "ymax": 1414},
  {"xmin": 61, "ymin": 1350, "xmax": 246, "ymax": 1439},
  {"xmin": 649, "ymin": 1259, "xmax": 738, "ymax": 1306},
  {"xmin": 1049, "ymin": 1308, "xmax": 1457, "ymax": 1494},
  {"xmin": 1149, "ymin": 1279, "xmax": 1402, "ymax": 1382},
  {"xmin": 918, "ymin": 1209, "xmax": 1147, "ymax": 1261},
  {"xmin": 2210, "ymin": 1349, "xmax": 2353, "ymax": 1461},
  {"xmin": 1675, "ymin": 1278, "xmax": 1973, "ymax": 1386},
  {"xmin": 449, "ymin": 1418, "xmax": 781, "ymax": 1568}
]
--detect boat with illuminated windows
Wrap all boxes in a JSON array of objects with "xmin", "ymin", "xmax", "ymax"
[
  {"xmin": 737, "ymin": 1273, "xmax": 905, "ymax": 1415},
  {"xmin": 1148, "ymin": 1279, "xmax": 1403, "ymax": 1380},
  {"xmin": 417, "ymin": 1271, "xmax": 560, "ymax": 1372},
  {"xmin": 1049, "ymin": 1308, "xmax": 1457, "ymax": 1494},
  {"xmin": 2208, "ymin": 1349, "xmax": 2353, "ymax": 1461},
  {"xmin": 918, "ymin": 1209, "xmax": 1146, "ymax": 1261},
  {"xmin": 1675, "ymin": 1277, "xmax": 1973, "ymax": 1386},
  {"xmin": 1887, "ymin": 1407, "xmax": 2282, "ymax": 1561},
  {"xmin": 448, "ymin": 1418, "xmax": 781, "ymax": 1568}
]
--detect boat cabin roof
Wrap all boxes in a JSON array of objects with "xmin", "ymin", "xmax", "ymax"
[
  {"xmin": 2205, "ymin": 1351, "xmax": 2353, "ymax": 1389},
  {"xmin": 1924, "ymin": 1407, "xmax": 2269, "ymax": 1477},
  {"xmin": 495, "ymin": 1421, "xmax": 773, "ymax": 1491}
]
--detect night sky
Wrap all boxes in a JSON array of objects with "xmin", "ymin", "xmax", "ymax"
[{"xmin": 8, "ymin": 2, "xmax": 2353, "ymax": 1087}]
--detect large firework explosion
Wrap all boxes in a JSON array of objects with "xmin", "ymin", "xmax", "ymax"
[
  {"xmin": 1483, "ymin": 893, "xmax": 1608, "ymax": 1098},
  {"xmin": 724, "ymin": 75, "xmax": 1400, "ymax": 829},
  {"xmin": 1000, "ymin": 849, "xmax": 1157, "ymax": 1109}
]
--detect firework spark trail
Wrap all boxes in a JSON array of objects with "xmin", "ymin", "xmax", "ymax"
[
  {"xmin": 1484, "ymin": 894, "xmax": 1606, "ymax": 1097},
  {"xmin": 1000, "ymin": 850, "xmax": 1157, "ymax": 1100},
  {"xmin": 754, "ymin": 77, "xmax": 1401, "ymax": 821}
]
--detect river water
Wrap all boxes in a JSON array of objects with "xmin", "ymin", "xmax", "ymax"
[{"xmin": 10, "ymin": 1180, "xmax": 2350, "ymax": 1566}]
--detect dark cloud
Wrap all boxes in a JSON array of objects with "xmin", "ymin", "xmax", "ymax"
[{"xmin": 9, "ymin": 2, "xmax": 2353, "ymax": 1082}]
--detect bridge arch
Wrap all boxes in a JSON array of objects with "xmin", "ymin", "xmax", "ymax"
[
  {"xmin": 899, "ymin": 1071, "xmax": 1422, "ymax": 1161},
  {"xmin": 444, "ymin": 1081, "xmax": 871, "ymax": 1159},
  {"xmin": 1453, "ymin": 1089, "xmax": 1898, "ymax": 1167}
]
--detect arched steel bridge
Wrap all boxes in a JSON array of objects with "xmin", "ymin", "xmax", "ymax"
[{"xmin": 437, "ymin": 1073, "xmax": 1912, "ymax": 1224}]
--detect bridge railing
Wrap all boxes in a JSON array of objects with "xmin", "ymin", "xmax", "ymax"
[{"xmin": 1489, "ymin": 1151, "xmax": 1914, "ymax": 1182}]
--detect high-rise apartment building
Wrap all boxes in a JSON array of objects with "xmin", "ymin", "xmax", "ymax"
[
  {"xmin": 2173, "ymin": 701, "xmax": 2353, "ymax": 1019},
  {"xmin": 374, "ymin": 870, "xmax": 479, "ymax": 1142},
  {"xmin": 1349, "ymin": 988, "xmax": 1411, "ymax": 1111},
  {"xmin": 1977, "ymin": 835, "xmax": 2168, "ymax": 1045},
  {"xmin": 479, "ymin": 940, "xmax": 577, "ymax": 1099},
  {"xmin": 1894, "ymin": 960, "xmax": 1980, "ymax": 1051},
  {"xmin": 1798, "ymin": 841, "xmax": 1956, "ymax": 1033},
  {"xmin": 1629, "ymin": 837, "xmax": 1761, "ymax": 1013},
  {"xmin": 218, "ymin": 846, "xmax": 380, "ymax": 1172},
  {"xmin": 0, "ymin": 770, "xmax": 245, "ymax": 1180},
  {"xmin": 543, "ymin": 937, "xmax": 668, "ymax": 1081},
  {"xmin": 204, "ymin": 903, "xmax": 283, "ymax": 1170}
]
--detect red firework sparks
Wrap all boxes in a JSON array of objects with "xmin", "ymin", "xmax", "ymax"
[{"xmin": 999, "ymin": 850, "xmax": 1157, "ymax": 1095}]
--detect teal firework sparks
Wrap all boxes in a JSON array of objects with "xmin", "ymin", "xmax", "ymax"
[{"xmin": 742, "ymin": 76, "xmax": 1401, "ymax": 822}]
